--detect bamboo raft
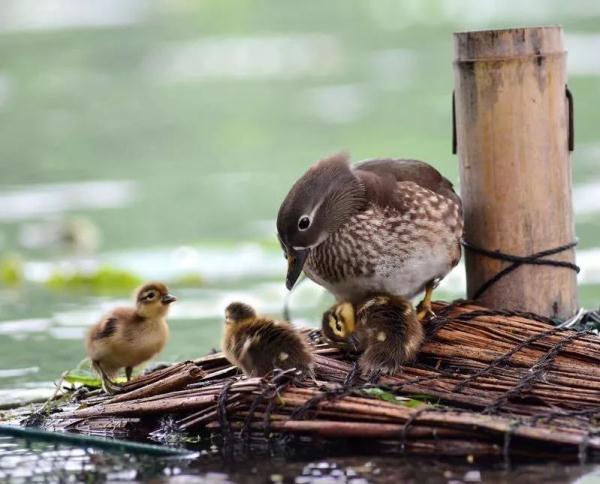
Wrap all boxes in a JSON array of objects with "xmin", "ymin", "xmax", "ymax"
[{"xmin": 40, "ymin": 301, "xmax": 600, "ymax": 460}]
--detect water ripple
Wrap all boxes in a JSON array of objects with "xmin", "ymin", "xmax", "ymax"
[{"xmin": 0, "ymin": 181, "xmax": 136, "ymax": 221}]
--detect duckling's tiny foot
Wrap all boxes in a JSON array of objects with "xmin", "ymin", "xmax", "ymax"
[
  {"xmin": 366, "ymin": 370, "xmax": 382, "ymax": 383},
  {"xmin": 416, "ymin": 303, "xmax": 436, "ymax": 322},
  {"xmin": 361, "ymin": 359, "xmax": 403, "ymax": 381},
  {"xmin": 101, "ymin": 377, "xmax": 123, "ymax": 395},
  {"xmin": 306, "ymin": 370, "xmax": 320, "ymax": 387},
  {"xmin": 358, "ymin": 366, "xmax": 382, "ymax": 383}
]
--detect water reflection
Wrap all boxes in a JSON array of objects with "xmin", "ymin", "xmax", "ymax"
[
  {"xmin": 145, "ymin": 35, "xmax": 342, "ymax": 82},
  {"xmin": 1, "ymin": 434, "xmax": 599, "ymax": 484},
  {"xmin": 0, "ymin": 0, "xmax": 146, "ymax": 32},
  {"xmin": 574, "ymin": 181, "xmax": 600, "ymax": 216},
  {"xmin": 0, "ymin": 181, "xmax": 136, "ymax": 222},
  {"xmin": 1, "ymin": 237, "xmax": 599, "ymax": 399}
]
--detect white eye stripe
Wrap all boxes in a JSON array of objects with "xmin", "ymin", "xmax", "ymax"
[{"xmin": 297, "ymin": 197, "xmax": 324, "ymax": 232}]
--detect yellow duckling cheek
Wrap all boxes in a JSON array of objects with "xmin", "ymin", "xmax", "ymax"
[
  {"xmin": 328, "ymin": 316, "xmax": 345, "ymax": 338},
  {"xmin": 337, "ymin": 303, "xmax": 356, "ymax": 334}
]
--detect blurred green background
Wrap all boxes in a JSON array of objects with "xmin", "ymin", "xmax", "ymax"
[{"xmin": 0, "ymin": 0, "xmax": 598, "ymax": 402}]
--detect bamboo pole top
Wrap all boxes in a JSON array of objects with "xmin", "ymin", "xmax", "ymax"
[{"xmin": 454, "ymin": 26, "xmax": 564, "ymax": 61}]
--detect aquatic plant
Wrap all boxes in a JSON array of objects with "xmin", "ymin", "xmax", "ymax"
[
  {"xmin": 46, "ymin": 266, "xmax": 142, "ymax": 294},
  {"xmin": 0, "ymin": 254, "xmax": 25, "ymax": 287}
]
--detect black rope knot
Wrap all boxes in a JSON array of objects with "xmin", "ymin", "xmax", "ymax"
[
  {"xmin": 217, "ymin": 379, "xmax": 235, "ymax": 444},
  {"xmin": 462, "ymin": 239, "xmax": 580, "ymax": 299}
]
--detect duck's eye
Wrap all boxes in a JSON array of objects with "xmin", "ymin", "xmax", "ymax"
[
  {"xmin": 298, "ymin": 216, "xmax": 311, "ymax": 231},
  {"xmin": 145, "ymin": 291, "xmax": 156, "ymax": 300}
]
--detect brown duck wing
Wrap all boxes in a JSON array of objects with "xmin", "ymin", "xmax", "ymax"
[
  {"xmin": 93, "ymin": 317, "xmax": 118, "ymax": 340},
  {"xmin": 354, "ymin": 158, "xmax": 461, "ymax": 206},
  {"xmin": 90, "ymin": 307, "xmax": 138, "ymax": 341}
]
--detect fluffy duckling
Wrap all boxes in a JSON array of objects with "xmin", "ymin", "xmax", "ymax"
[
  {"xmin": 222, "ymin": 302, "xmax": 314, "ymax": 378},
  {"xmin": 322, "ymin": 295, "xmax": 424, "ymax": 377},
  {"xmin": 85, "ymin": 282, "xmax": 176, "ymax": 393}
]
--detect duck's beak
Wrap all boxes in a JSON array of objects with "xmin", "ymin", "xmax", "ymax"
[
  {"xmin": 285, "ymin": 247, "xmax": 309, "ymax": 290},
  {"xmin": 161, "ymin": 293, "xmax": 177, "ymax": 304}
]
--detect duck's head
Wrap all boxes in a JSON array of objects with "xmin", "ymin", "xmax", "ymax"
[
  {"xmin": 135, "ymin": 282, "xmax": 176, "ymax": 318},
  {"xmin": 276, "ymin": 152, "xmax": 365, "ymax": 290},
  {"xmin": 224, "ymin": 301, "xmax": 257, "ymax": 325},
  {"xmin": 321, "ymin": 301, "xmax": 357, "ymax": 349}
]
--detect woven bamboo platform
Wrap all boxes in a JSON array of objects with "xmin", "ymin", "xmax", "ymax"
[{"xmin": 40, "ymin": 301, "xmax": 600, "ymax": 460}]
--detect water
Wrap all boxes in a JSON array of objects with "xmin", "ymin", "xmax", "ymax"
[
  {"xmin": 0, "ymin": 0, "xmax": 599, "ymax": 480},
  {"xmin": 1, "ymin": 434, "xmax": 599, "ymax": 483}
]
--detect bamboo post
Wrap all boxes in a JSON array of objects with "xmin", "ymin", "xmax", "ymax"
[{"xmin": 453, "ymin": 26, "xmax": 578, "ymax": 319}]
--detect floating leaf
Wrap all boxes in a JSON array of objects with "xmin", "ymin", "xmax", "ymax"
[
  {"xmin": 0, "ymin": 254, "xmax": 24, "ymax": 287},
  {"xmin": 46, "ymin": 266, "xmax": 142, "ymax": 295},
  {"xmin": 172, "ymin": 273, "xmax": 204, "ymax": 287}
]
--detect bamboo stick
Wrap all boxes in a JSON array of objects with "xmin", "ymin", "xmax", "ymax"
[{"xmin": 454, "ymin": 27, "xmax": 577, "ymax": 318}]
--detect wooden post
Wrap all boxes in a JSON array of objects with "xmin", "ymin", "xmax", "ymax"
[{"xmin": 453, "ymin": 26, "xmax": 578, "ymax": 319}]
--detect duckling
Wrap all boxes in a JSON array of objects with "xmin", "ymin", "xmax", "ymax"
[
  {"xmin": 222, "ymin": 302, "xmax": 314, "ymax": 378},
  {"xmin": 85, "ymin": 281, "xmax": 176, "ymax": 394},
  {"xmin": 322, "ymin": 294, "xmax": 424, "ymax": 377}
]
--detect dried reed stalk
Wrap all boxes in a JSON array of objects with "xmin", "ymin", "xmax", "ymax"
[{"xmin": 44, "ymin": 301, "xmax": 600, "ymax": 457}]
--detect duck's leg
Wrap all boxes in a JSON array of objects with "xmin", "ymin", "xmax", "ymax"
[
  {"xmin": 93, "ymin": 361, "xmax": 122, "ymax": 395},
  {"xmin": 125, "ymin": 367, "xmax": 133, "ymax": 382},
  {"xmin": 416, "ymin": 280, "xmax": 436, "ymax": 321}
]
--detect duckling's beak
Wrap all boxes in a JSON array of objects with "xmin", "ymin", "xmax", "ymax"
[
  {"xmin": 161, "ymin": 293, "xmax": 177, "ymax": 304},
  {"xmin": 285, "ymin": 248, "xmax": 309, "ymax": 290}
]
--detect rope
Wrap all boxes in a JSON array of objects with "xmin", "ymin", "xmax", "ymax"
[
  {"xmin": 342, "ymin": 361, "xmax": 361, "ymax": 387},
  {"xmin": 462, "ymin": 240, "xmax": 579, "ymax": 299},
  {"xmin": 217, "ymin": 379, "xmax": 235, "ymax": 445},
  {"xmin": 241, "ymin": 369, "xmax": 297, "ymax": 442},
  {"xmin": 530, "ymin": 408, "xmax": 600, "ymax": 461},
  {"xmin": 452, "ymin": 325, "xmax": 563, "ymax": 393},
  {"xmin": 423, "ymin": 303, "xmax": 593, "ymax": 415},
  {"xmin": 427, "ymin": 303, "xmax": 557, "ymax": 339},
  {"xmin": 530, "ymin": 406, "xmax": 600, "ymax": 425},
  {"xmin": 399, "ymin": 406, "xmax": 431, "ymax": 452},
  {"xmin": 484, "ymin": 329, "xmax": 587, "ymax": 414},
  {"xmin": 288, "ymin": 364, "xmax": 365, "ymax": 421}
]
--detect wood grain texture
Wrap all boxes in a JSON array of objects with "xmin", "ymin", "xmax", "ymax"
[{"xmin": 453, "ymin": 26, "xmax": 577, "ymax": 318}]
